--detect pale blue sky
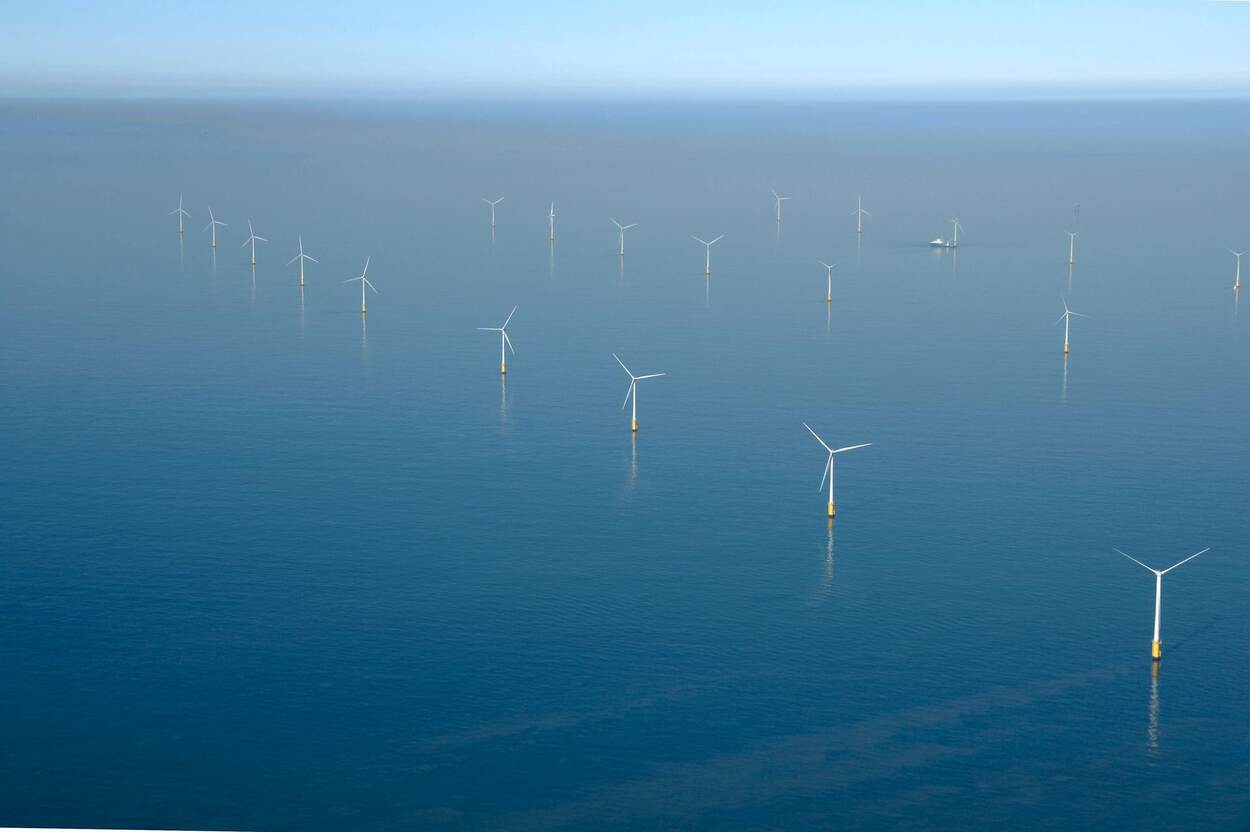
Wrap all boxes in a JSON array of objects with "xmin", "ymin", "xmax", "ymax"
[{"xmin": 3, "ymin": 1, "xmax": 1248, "ymax": 96}]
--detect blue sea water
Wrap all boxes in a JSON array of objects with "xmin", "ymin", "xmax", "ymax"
[{"xmin": 1, "ymin": 98, "xmax": 1248, "ymax": 831}]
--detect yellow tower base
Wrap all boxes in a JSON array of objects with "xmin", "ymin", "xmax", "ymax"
[
  {"xmin": 827, "ymin": 501, "xmax": 836, "ymax": 518},
  {"xmin": 1063, "ymin": 343, "xmax": 1070, "ymax": 355},
  {"xmin": 361, "ymin": 305, "xmax": 367, "ymax": 316},
  {"xmin": 1152, "ymin": 640, "xmax": 1162, "ymax": 660},
  {"xmin": 501, "ymin": 363, "xmax": 507, "ymax": 376},
  {"xmin": 631, "ymin": 418, "xmax": 638, "ymax": 433},
  {"xmin": 251, "ymin": 258, "xmax": 256, "ymax": 266}
]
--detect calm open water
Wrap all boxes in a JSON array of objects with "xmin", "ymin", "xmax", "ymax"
[{"xmin": 2, "ymin": 98, "xmax": 1248, "ymax": 831}]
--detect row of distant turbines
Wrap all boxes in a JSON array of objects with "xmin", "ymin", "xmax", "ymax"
[{"xmin": 167, "ymin": 192, "xmax": 1213, "ymax": 663}]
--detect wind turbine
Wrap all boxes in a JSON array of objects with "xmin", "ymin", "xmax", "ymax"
[
  {"xmin": 548, "ymin": 202, "xmax": 556, "ymax": 241},
  {"xmin": 477, "ymin": 306, "xmax": 517, "ymax": 375},
  {"xmin": 802, "ymin": 423, "xmax": 870, "ymax": 518},
  {"xmin": 1066, "ymin": 230, "xmax": 1078, "ymax": 266},
  {"xmin": 203, "ymin": 207, "xmax": 226, "ymax": 248},
  {"xmin": 241, "ymin": 220, "xmax": 268, "ymax": 266},
  {"xmin": 169, "ymin": 195, "xmax": 191, "ymax": 234},
  {"xmin": 692, "ymin": 234, "xmax": 724, "ymax": 276},
  {"xmin": 1114, "ymin": 547, "xmax": 1210, "ymax": 660},
  {"xmin": 850, "ymin": 196, "xmax": 871, "ymax": 235},
  {"xmin": 949, "ymin": 218, "xmax": 963, "ymax": 248},
  {"xmin": 482, "ymin": 197, "xmax": 505, "ymax": 228},
  {"xmin": 343, "ymin": 257, "xmax": 377, "ymax": 315},
  {"xmin": 613, "ymin": 354, "xmax": 664, "ymax": 433},
  {"xmin": 771, "ymin": 188, "xmax": 791, "ymax": 223},
  {"xmin": 1056, "ymin": 296, "xmax": 1087, "ymax": 355},
  {"xmin": 1229, "ymin": 249, "xmax": 1245, "ymax": 291},
  {"xmin": 287, "ymin": 235, "xmax": 318, "ymax": 288},
  {"xmin": 818, "ymin": 260, "xmax": 837, "ymax": 303},
  {"xmin": 611, "ymin": 218, "xmax": 638, "ymax": 256}
]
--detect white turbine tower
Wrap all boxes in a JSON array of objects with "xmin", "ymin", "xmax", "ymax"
[
  {"xmin": 203, "ymin": 207, "xmax": 226, "ymax": 248},
  {"xmin": 949, "ymin": 218, "xmax": 963, "ymax": 248},
  {"xmin": 1057, "ymin": 296, "xmax": 1087, "ymax": 355},
  {"xmin": 241, "ymin": 220, "xmax": 268, "ymax": 266},
  {"xmin": 169, "ymin": 195, "xmax": 191, "ymax": 234},
  {"xmin": 818, "ymin": 260, "xmax": 837, "ymax": 303},
  {"xmin": 482, "ymin": 196, "xmax": 505, "ymax": 228},
  {"xmin": 1114, "ymin": 547, "xmax": 1210, "ymax": 660},
  {"xmin": 548, "ymin": 202, "xmax": 556, "ymax": 241},
  {"xmin": 1229, "ymin": 249, "xmax": 1245, "ymax": 291},
  {"xmin": 287, "ymin": 235, "xmax": 318, "ymax": 288},
  {"xmin": 477, "ymin": 306, "xmax": 517, "ymax": 376},
  {"xmin": 692, "ymin": 234, "xmax": 724, "ymax": 276},
  {"xmin": 343, "ymin": 257, "xmax": 378, "ymax": 316},
  {"xmin": 1066, "ymin": 230, "xmax": 1078, "ymax": 266},
  {"xmin": 771, "ymin": 188, "xmax": 791, "ymax": 223},
  {"xmin": 611, "ymin": 218, "xmax": 638, "ymax": 257},
  {"xmin": 851, "ymin": 195, "xmax": 871, "ymax": 235},
  {"xmin": 614, "ymin": 354, "xmax": 665, "ymax": 433},
  {"xmin": 803, "ymin": 423, "xmax": 870, "ymax": 518}
]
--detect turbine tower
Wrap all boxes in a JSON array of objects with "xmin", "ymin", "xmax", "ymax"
[
  {"xmin": 169, "ymin": 195, "xmax": 191, "ymax": 235},
  {"xmin": 1056, "ymin": 296, "xmax": 1087, "ymax": 355},
  {"xmin": 482, "ymin": 197, "xmax": 505, "ymax": 228},
  {"xmin": 851, "ymin": 196, "xmax": 871, "ymax": 235},
  {"xmin": 1066, "ymin": 230, "xmax": 1078, "ymax": 266},
  {"xmin": 477, "ymin": 306, "xmax": 517, "ymax": 375},
  {"xmin": 203, "ymin": 207, "xmax": 226, "ymax": 248},
  {"xmin": 241, "ymin": 220, "xmax": 268, "ymax": 266},
  {"xmin": 692, "ymin": 235, "xmax": 724, "ymax": 276},
  {"xmin": 1229, "ymin": 249, "xmax": 1245, "ymax": 291},
  {"xmin": 1114, "ymin": 547, "xmax": 1210, "ymax": 660},
  {"xmin": 818, "ymin": 260, "xmax": 837, "ymax": 303},
  {"xmin": 287, "ymin": 235, "xmax": 318, "ymax": 288},
  {"xmin": 803, "ymin": 423, "xmax": 870, "ymax": 518},
  {"xmin": 343, "ymin": 257, "xmax": 378, "ymax": 316},
  {"xmin": 614, "ymin": 354, "xmax": 664, "ymax": 433},
  {"xmin": 771, "ymin": 188, "xmax": 791, "ymax": 223},
  {"xmin": 548, "ymin": 202, "xmax": 556, "ymax": 241},
  {"xmin": 611, "ymin": 218, "xmax": 638, "ymax": 257}
]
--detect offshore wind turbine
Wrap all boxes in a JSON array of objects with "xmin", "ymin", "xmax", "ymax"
[
  {"xmin": 1229, "ymin": 249, "xmax": 1245, "ymax": 291},
  {"xmin": 241, "ymin": 220, "xmax": 268, "ymax": 266},
  {"xmin": 949, "ymin": 218, "xmax": 963, "ymax": 248},
  {"xmin": 692, "ymin": 235, "xmax": 724, "ymax": 276},
  {"xmin": 803, "ymin": 423, "xmax": 870, "ymax": 518},
  {"xmin": 287, "ymin": 235, "xmax": 318, "ymax": 288},
  {"xmin": 203, "ymin": 207, "xmax": 226, "ymax": 248},
  {"xmin": 548, "ymin": 202, "xmax": 556, "ymax": 241},
  {"xmin": 611, "ymin": 218, "xmax": 638, "ymax": 256},
  {"xmin": 1114, "ymin": 547, "xmax": 1210, "ymax": 660},
  {"xmin": 771, "ymin": 188, "xmax": 791, "ymax": 223},
  {"xmin": 482, "ymin": 197, "xmax": 505, "ymax": 228},
  {"xmin": 343, "ymin": 256, "xmax": 377, "ymax": 315},
  {"xmin": 818, "ymin": 260, "xmax": 837, "ymax": 303},
  {"xmin": 1057, "ymin": 296, "xmax": 1087, "ymax": 355},
  {"xmin": 851, "ymin": 196, "xmax": 871, "ymax": 235},
  {"xmin": 614, "ymin": 354, "xmax": 664, "ymax": 433},
  {"xmin": 477, "ymin": 306, "xmax": 517, "ymax": 375},
  {"xmin": 169, "ymin": 195, "xmax": 191, "ymax": 234},
  {"xmin": 1066, "ymin": 230, "xmax": 1078, "ymax": 266}
]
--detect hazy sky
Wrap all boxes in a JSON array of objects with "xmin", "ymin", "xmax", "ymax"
[{"xmin": 3, "ymin": 1, "xmax": 1248, "ymax": 97}]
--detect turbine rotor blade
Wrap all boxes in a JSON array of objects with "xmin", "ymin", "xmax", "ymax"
[
  {"xmin": 831, "ymin": 442, "xmax": 871, "ymax": 454},
  {"xmin": 802, "ymin": 422, "xmax": 834, "ymax": 453},
  {"xmin": 612, "ymin": 353, "xmax": 632, "ymax": 377},
  {"xmin": 621, "ymin": 380, "xmax": 635, "ymax": 410},
  {"xmin": 1160, "ymin": 547, "xmax": 1210, "ymax": 574},
  {"xmin": 819, "ymin": 453, "xmax": 832, "ymax": 492},
  {"xmin": 502, "ymin": 305, "xmax": 517, "ymax": 329},
  {"xmin": 1113, "ymin": 548, "xmax": 1159, "ymax": 574}
]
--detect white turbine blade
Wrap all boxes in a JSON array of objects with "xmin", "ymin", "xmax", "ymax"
[
  {"xmin": 342, "ymin": 277, "xmax": 359, "ymax": 284},
  {"xmin": 802, "ymin": 421, "xmax": 834, "ymax": 453},
  {"xmin": 779, "ymin": 196, "xmax": 791, "ymax": 202},
  {"xmin": 818, "ymin": 260, "xmax": 835, "ymax": 270},
  {"xmin": 709, "ymin": 235, "xmax": 724, "ymax": 245},
  {"xmin": 361, "ymin": 256, "xmax": 370, "ymax": 276},
  {"xmin": 611, "ymin": 218, "xmax": 623, "ymax": 230},
  {"xmin": 621, "ymin": 380, "xmax": 635, "ymax": 410},
  {"xmin": 1159, "ymin": 547, "xmax": 1210, "ymax": 575},
  {"xmin": 482, "ymin": 198, "xmax": 492, "ymax": 205},
  {"xmin": 305, "ymin": 255, "xmax": 319, "ymax": 264},
  {"xmin": 476, "ymin": 327, "xmax": 501, "ymax": 331},
  {"xmin": 1114, "ymin": 548, "xmax": 1159, "ymax": 574},
  {"xmin": 818, "ymin": 453, "xmax": 832, "ymax": 492},
  {"xmin": 363, "ymin": 277, "xmax": 378, "ymax": 293},
  {"xmin": 1054, "ymin": 313, "xmax": 1068, "ymax": 326},
  {"xmin": 623, "ymin": 223, "xmax": 638, "ymax": 230},
  {"xmin": 1069, "ymin": 311, "xmax": 1089, "ymax": 318},
  {"xmin": 287, "ymin": 254, "xmax": 300, "ymax": 265},
  {"xmin": 635, "ymin": 372, "xmax": 665, "ymax": 380},
  {"xmin": 240, "ymin": 238, "xmax": 251, "ymax": 248},
  {"xmin": 503, "ymin": 330, "xmax": 515, "ymax": 354},
  {"xmin": 612, "ymin": 353, "xmax": 633, "ymax": 377},
  {"xmin": 501, "ymin": 305, "xmax": 517, "ymax": 329},
  {"xmin": 255, "ymin": 235, "xmax": 269, "ymax": 242},
  {"xmin": 203, "ymin": 221, "xmax": 214, "ymax": 231},
  {"xmin": 831, "ymin": 442, "xmax": 871, "ymax": 454},
  {"xmin": 692, "ymin": 236, "xmax": 709, "ymax": 245},
  {"xmin": 863, "ymin": 209, "xmax": 872, "ymax": 217}
]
